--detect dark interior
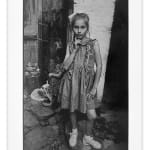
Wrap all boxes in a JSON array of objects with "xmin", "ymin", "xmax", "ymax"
[
  {"xmin": 104, "ymin": 0, "xmax": 128, "ymax": 109},
  {"xmin": 38, "ymin": 0, "xmax": 73, "ymax": 85}
]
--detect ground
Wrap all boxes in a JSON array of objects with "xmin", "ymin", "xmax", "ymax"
[{"xmin": 24, "ymin": 96, "xmax": 128, "ymax": 150}]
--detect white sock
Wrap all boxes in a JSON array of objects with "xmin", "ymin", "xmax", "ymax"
[
  {"xmin": 84, "ymin": 135, "xmax": 92, "ymax": 139},
  {"xmin": 72, "ymin": 128, "xmax": 78, "ymax": 133}
]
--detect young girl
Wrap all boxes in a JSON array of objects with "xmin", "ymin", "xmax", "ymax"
[{"xmin": 49, "ymin": 13, "xmax": 102, "ymax": 149}]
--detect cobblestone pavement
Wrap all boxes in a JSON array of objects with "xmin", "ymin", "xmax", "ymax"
[{"xmin": 24, "ymin": 97, "xmax": 128, "ymax": 150}]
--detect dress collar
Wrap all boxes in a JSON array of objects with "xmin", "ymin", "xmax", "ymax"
[
  {"xmin": 71, "ymin": 38, "xmax": 94, "ymax": 46},
  {"xmin": 80, "ymin": 38, "xmax": 92, "ymax": 45}
]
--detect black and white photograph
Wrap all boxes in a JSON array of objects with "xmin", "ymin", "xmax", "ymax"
[{"xmin": 23, "ymin": 0, "xmax": 128, "ymax": 150}]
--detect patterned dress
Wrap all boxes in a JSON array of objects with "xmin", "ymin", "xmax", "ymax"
[{"xmin": 58, "ymin": 38, "xmax": 99, "ymax": 113}]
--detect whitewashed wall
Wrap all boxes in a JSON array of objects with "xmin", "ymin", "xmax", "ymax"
[{"xmin": 74, "ymin": 0, "xmax": 116, "ymax": 102}]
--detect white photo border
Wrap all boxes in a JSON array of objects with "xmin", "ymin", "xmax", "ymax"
[
  {"xmin": 7, "ymin": 0, "xmax": 142, "ymax": 150},
  {"xmin": 129, "ymin": 0, "xmax": 143, "ymax": 149}
]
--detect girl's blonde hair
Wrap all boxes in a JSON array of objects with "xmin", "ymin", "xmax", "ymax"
[{"xmin": 70, "ymin": 13, "xmax": 90, "ymax": 31}]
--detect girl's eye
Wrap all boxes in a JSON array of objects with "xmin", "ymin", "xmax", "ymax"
[
  {"xmin": 81, "ymin": 26, "xmax": 86, "ymax": 29},
  {"xmin": 74, "ymin": 26, "xmax": 78, "ymax": 29}
]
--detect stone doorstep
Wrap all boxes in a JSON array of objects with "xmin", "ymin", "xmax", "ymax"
[
  {"xmin": 48, "ymin": 116, "xmax": 57, "ymax": 126},
  {"xmin": 24, "ymin": 111, "xmax": 39, "ymax": 127},
  {"xmin": 30, "ymin": 103, "xmax": 55, "ymax": 120}
]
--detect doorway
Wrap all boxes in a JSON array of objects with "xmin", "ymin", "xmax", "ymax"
[{"xmin": 38, "ymin": 0, "xmax": 73, "ymax": 85}]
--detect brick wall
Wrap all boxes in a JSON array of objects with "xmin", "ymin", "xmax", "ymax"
[{"xmin": 74, "ymin": 0, "xmax": 116, "ymax": 102}]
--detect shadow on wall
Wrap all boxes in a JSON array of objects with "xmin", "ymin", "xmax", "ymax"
[{"xmin": 103, "ymin": 0, "xmax": 128, "ymax": 109}]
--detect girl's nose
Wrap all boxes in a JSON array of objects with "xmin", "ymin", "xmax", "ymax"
[{"xmin": 78, "ymin": 28, "xmax": 81, "ymax": 33}]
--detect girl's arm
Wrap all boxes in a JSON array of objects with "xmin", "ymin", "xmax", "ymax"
[
  {"xmin": 90, "ymin": 40, "xmax": 102, "ymax": 95},
  {"xmin": 64, "ymin": 44, "xmax": 70, "ymax": 62}
]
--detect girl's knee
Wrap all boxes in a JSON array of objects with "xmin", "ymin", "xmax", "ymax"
[{"xmin": 87, "ymin": 109, "xmax": 97, "ymax": 120}]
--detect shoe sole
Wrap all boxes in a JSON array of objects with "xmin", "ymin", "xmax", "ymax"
[
  {"xmin": 69, "ymin": 137, "xmax": 78, "ymax": 147},
  {"xmin": 69, "ymin": 142, "xmax": 77, "ymax": 148},
  {"xmin": 83, "ymin": 139, "xmax": 102, "ymax": 149},
  {"xmin": 83, "ymin": 139, "xmax": 89, "ymax": 146}
]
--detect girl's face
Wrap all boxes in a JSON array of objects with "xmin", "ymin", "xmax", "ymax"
[{"xmin": 73, "ymin": 19, "xmax": 88, "ymax": 40}]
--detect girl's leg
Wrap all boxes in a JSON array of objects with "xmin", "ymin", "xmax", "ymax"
[
  {"xmin": 69, "ymin": 112, "xmax": 78, "ymax": 147},
  {"xmin": 83, "ymin": 109, "xmax": 102, "ymax": 149},
  {"xmin": 70, "ymin": 112, "xmax": 77, "ymax": 129},
  {"xmin": 86, "ymin": 109, "xmax": 97, "ymax": 135}
]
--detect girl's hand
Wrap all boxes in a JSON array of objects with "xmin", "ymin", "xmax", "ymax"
[
  {"xmin": 48, "ymin": 73, "xmax": 54, "ymax": 78},
  {"xmin": 49, "ymin": 72, "xmax": 62, "ymax": 78},
  {"xmin": 90, "ymin": 88, "xmax": 97, "ymax": 96},
  {"xmin": 87, "ymin": 88, "xmax": 97, "ymax": 99},
  {"xmin": 74, "ymin": 39, "xmax": 81, "ymax": 48}
]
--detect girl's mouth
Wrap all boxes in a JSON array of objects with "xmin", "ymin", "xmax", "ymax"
[{"xmin": 77, "ymin": 34, "xmax": 83, "ymax": 38}]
